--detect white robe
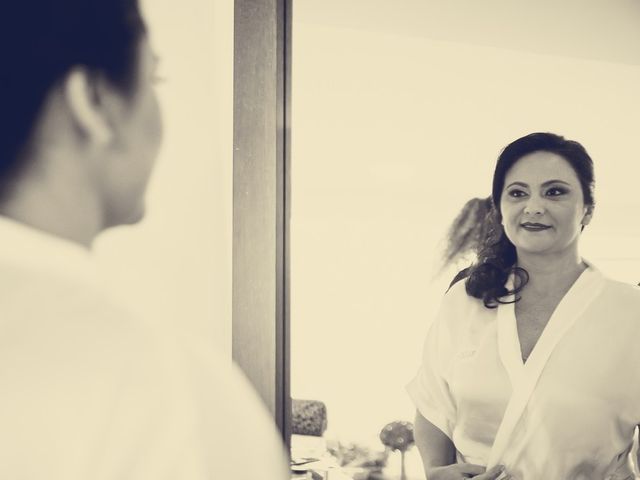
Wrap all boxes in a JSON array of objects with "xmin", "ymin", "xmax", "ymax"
[
  {"xmin": 0, "ymin": 216, "xmax": 289, "ymax": 479},
  {"xmin": 407, "ymin": 262, "xmax": 640, "ymax": 480}
]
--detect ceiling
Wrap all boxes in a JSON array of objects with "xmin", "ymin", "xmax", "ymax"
[{"xmin": 294, "ymin": 0, "xmax": 640, "ymax": 66}]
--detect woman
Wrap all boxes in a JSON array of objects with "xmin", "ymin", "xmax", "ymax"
[
  {"xmin": 0, "ymin": 1, "xmax": 288, "ymax": 478},
  {"xmin": 407, "ymin": 132, "xmax": 640, "ymax": 479}
]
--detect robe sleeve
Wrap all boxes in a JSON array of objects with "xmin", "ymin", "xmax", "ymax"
[{"xmin": 406, "ymin": 289, "xmax": 459, "ymax": 440}]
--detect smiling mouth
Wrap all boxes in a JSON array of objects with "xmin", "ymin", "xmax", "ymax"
[{"xmin": 521, "ymin": 222, "xmax": 551, "ymax": 231}]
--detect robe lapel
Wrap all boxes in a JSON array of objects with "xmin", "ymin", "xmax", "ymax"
[
  {"xmin": 497, "ymin": 293, "xmax": 523, "ymax": 388},
  {"xmin": 488, "ymin": 265, "xmax": 606, "ymax": 467}
]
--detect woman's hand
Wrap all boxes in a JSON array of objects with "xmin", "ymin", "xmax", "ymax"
[{"xmin": 426, "ymin": 463, "xmax": 510, "ymax": 480}]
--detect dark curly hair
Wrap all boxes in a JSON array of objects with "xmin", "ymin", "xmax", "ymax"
[
  {"xmin": 449, "ymin": 132, "xmax": 595, "ymax": 308},
  {"xmin": 441, "ymin": 196, "xmax": 494, "ymax": 269}
]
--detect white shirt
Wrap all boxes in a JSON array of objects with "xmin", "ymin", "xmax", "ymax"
[
  {"xmin": 408, "ymin": 263, "xmax": 640, "ymax": 480},
  {"xmin": 0, "ymin": 216, "xmax": 289, "ymax": 479}
]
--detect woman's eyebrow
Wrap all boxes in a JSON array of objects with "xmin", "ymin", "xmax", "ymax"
[
  {"xmin": 506, "ymin": 179, "xmax": 571, "ymax": 189},
  {"xmin": 541, "ymin": 179, "xmax": 571, "ymax": 187},
  {"xmin": 505, "ymin": 181, "xmax": 528, "ymax": 189}
]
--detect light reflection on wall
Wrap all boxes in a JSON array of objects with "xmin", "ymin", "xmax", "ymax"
[{"xmin": 93, "ymin": 0, "xmax": 233, "ymax": 353}]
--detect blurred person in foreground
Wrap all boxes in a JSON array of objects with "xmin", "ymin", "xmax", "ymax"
[
  {"xmin": 408, "ymin": 132, "xmax": 640, "ymax": 479},
  {"xmin": 0, "ymin": 0, "xmax": 288, "ymax": 478}
]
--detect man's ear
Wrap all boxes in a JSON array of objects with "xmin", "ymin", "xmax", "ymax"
[
  {"xmin": 63, "ymin": 67, "xmax": 113, "ymax": 146},
  {"xmin": 582, "ymin": 205, "xmax": 594, "ymax": 226}
]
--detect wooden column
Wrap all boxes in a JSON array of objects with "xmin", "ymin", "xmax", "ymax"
[{"xmin": 232, "ymin": 0, "xmax": 291, "ymax": 447}]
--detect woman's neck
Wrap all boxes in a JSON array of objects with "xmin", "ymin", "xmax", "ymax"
[
  {"xmin": 516, "ymin": 250, "xmax": 587, "ymax": 296},
  {"xmin": 0, "ymin": 167, "xmax": 101, "ymax": 249}
]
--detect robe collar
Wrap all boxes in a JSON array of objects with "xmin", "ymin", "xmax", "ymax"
[
  {"xmin": 0, "ymin": 215, "xmax": 98, "ymax": 287},
  {"xmin": 488, "ymin": 259, "xmax": 606, "ymax": 467}
]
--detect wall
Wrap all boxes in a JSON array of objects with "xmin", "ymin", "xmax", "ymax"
[{"xmin": 93, "ymin": 0, "xmax": 234, "ymax": 354}]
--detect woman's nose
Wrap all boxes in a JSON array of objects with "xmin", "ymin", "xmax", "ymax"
[{"xmin": 523, "ymin": 196, "xmax": 544, "ymax": 215}]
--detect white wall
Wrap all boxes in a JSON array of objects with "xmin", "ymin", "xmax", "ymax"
[
  {"xmin": 295, "ymin": 0, "xmax": 640, "ymax": 66},
  {"xmin": 93, "ymin": 0, "xmax": 234, "ymax": 354},
  {"xmin": 291, "ymin": 4, "xmax": 640, "ymax": 468}
]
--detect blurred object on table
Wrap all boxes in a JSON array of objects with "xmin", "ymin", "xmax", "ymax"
[
  {"xmin": 291, "ymin": 399, "xmax": 331, "ymax": 478},
  {"xmin": 379, "ymin": 421, "xmax": 415, "ymax": 480},
  {"xmin": 293, "ymin": 399, "xmax": 328, "ymax": 437},
  {"xmin": 327, "ymin": 439, "xmax": 388, "ymax": 480}
]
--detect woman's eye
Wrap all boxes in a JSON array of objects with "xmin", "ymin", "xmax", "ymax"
[
  {"xmin": 508, "ymin": 189, "xmax": 527, "ymax": 198},
  {"xmin": 545, "ymin": 187, "xmax": 567, "ymax": 196},
  {"xmin": 152, "ymin": 74, "xmax": 166, "ymax": 86}
]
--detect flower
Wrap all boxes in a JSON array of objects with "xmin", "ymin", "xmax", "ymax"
[{"xmin": 379, "ymin": 421, "xmax": 414, "ymax": 453}]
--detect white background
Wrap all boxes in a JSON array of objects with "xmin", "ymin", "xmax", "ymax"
[
  {"xmin": 291, "ymin": 1, "xmax": 640, "ymax": 473},
  {"xmin": 93, "ymin": 0, "xmax": 234, "ymax": 354}
]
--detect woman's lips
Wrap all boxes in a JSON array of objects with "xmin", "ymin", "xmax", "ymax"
[{"xmin": 521, "ymin": 223, "xmax": 551, "ymax": 231}]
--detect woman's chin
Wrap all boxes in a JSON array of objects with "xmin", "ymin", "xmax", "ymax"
[
  {"xmin": 514, "ymin": 241, "xmax": 555, "ymax": 256},
  {"xmin": 122, "ymin": 203, "xmax": 147, "ymax": 226},
  {"xmin": 103, "ymin": 200, "xmax": 147, "ymax": 230}
]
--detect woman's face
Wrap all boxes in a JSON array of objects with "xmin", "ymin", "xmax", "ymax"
[
  {"xmin": 499, "ymin": 151, "xmax": 593, "ymax": 258},
  {"xmin": 101, "ymin": 36, "xmax": 163, "ymax": 227}
]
